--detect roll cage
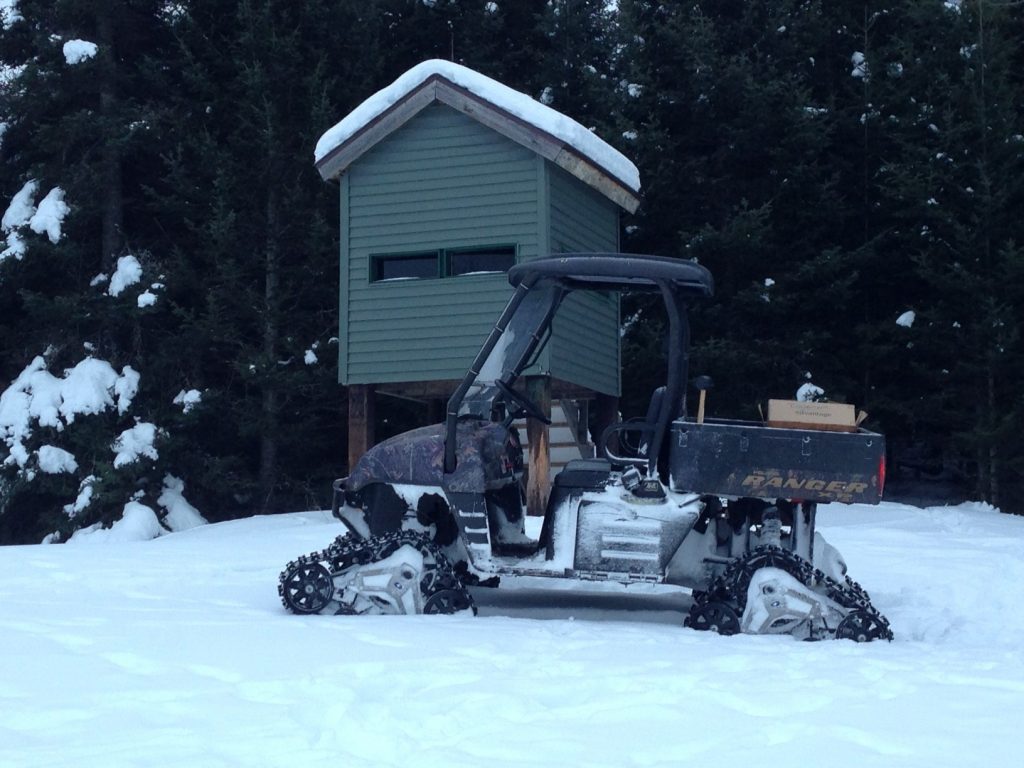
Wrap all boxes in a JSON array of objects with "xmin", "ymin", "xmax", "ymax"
[{"xmin": 443, "ymin": 254, "xmax": 714, "ymax": 476}]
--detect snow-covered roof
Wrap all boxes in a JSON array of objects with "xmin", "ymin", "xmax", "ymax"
[{"xmin": 314, "ymin": 60, "xmax": 640, "ymax": 212}]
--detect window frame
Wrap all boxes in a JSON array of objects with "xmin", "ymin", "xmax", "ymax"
[
  {"xmin": 370, "ymin": 250, "xmax": 442, "ymax": 282},
  {"xmin": 369, "ymin": 244, "xmax": 518, "ymax": 283},
  {"xmin": 443, "ymin": 244, "xmax": 517, "ymax": 277}
]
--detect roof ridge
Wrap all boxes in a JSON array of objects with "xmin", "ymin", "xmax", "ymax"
[{"xmin": 314, "ymin": 60, "xmax": 640, "ymax": 200}]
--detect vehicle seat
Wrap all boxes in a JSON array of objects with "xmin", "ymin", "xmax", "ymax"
[
  {"xmin": 538, "ymin": 459, "xmax": 612, "ymax": 558},
  {"xmin": 599, "ymin": 386, "xmax": 666, "ymax": 462},
  {"xmin": 556, "ymin": 458, "xmax": 613, "ymax": 486}
]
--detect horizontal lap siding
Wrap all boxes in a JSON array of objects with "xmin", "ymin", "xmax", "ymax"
[
  {"xmin": 548, "ymin": 166, "xmax": 621, "ymax": 396},
  {"xmin": 342, "ymin": 105, "xmax": 539, "ymax": 385}
]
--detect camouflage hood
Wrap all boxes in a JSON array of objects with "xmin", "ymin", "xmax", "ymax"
[{"xmin": 347, "ymin": 420, "xmax": 520, "ymax": 494}]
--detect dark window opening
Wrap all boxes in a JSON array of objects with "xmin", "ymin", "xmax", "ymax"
[
  {"xmin": 372, "ymin": 252, "xmax": 439, "ymax": 281},
  {"xmin": 370, "ymin": 245, "xmax": 517, "ymax": 282},
  {"xmin": 446, "ymin": 246, "xmax": 516, "ymax": 276}
]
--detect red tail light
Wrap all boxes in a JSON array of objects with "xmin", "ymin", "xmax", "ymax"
[{"xmin": 878, "ymin": 453, "xmax": 887, "ymax": 497}]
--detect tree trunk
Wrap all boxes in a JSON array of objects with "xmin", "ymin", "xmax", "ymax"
[
  {"xmin": 95, "ymin": 7, "xmax": 124, "ymax": 363},
  {"xmin": 260, "ymin": 190, "xmax": 280, "ymax": 512},
  {"xmin": 987, "ymin": 362, "xmax": 999, "ymax": 507},
  {"xmin": 96, "ymin": 8, "xmax": 123, "ymax": 273}
]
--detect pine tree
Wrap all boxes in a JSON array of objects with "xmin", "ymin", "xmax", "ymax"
[
  {"xmin": 0, "ymin": 1, "xmax": 194, "ymax": 542},
  {"xmin": 149, "ymin": 0, "xmax": 381, "ymax": 515},
  {"xmin": 615, "ymin": 1, "xmax": 855, "ymax": 417},
  {"xmin": 368, "ymin": 0, "xmax": 554, "ymax": 104},
  {"xmin": 874, "ymin": 0, "xmax": 1024, "ymax": 508},
  {"xmin": 616, "ymin": 0, "xmax": 1024, "ymax": 511},
  {"xmin": 531, "ymin": 0, "xmax": 621, "ymax": 126}
]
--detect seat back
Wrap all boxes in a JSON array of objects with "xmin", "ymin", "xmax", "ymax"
[
  {"xmin": 638, "ymin": 386, "xmax": 666, "ymax": 458},
  {"xmin": 597, "ymin": 386, "xmax": 675, "ymax": 476}
]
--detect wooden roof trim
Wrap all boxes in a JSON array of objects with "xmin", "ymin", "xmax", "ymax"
[
  {"xmin": 432, "ymin": 80, "xmax": 640, "ymax": 214},
  {"xmin": 551, "ymin": 148, "xmax": 640, "ymax": 214},
  {"xmin": 433, "ymin": 80, "xmax": 564, "ymax": 166},
  {"xmin": 315, "ymin": 74, "xmax": 640, "ymax": 214},
  {"xmin": 315, "ymin": 77, "xmax": 441, "ymax": 183}
]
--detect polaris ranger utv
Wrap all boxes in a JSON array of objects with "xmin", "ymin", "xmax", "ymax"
[{"xmin": 279, "ymin": 254, "xmax": 891, "ymax": 641}]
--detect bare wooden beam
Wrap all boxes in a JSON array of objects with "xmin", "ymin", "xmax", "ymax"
[
  {"xmin": 373, "ymin": 379, "xmax": 462, "ymax": 400},
  {"xmin": 372, "ymin": 377, "xmax": 599, "ymax": 402},
  {"xmin": 550, "ymin": 380, "xmax": 604, "ymax": 401},
  {"xmin": 347, "ymin": 384, "xmax": 375, "ymax": 473},
  {"xmin": 525, "ymin": 376, "xmax": 552, "ymax": 517}
]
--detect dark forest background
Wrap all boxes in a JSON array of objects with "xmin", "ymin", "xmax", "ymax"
[{"xmin": 1, "ymin": 0, "xmax": 1022, "ymax": 543}]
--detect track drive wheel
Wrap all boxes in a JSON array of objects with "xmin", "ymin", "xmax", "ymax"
[
  {"xmin": 686, "ymin": 601, "xmax": 741, "ymax": 636},
  {"xmin": 423, "ymin": 588, "xmax": 477, "ymax": 616},
  {"xmin": 280, "ymin": 561, "xmax": 334, "ymax": 614},
  {"xmin": 835, "ymin": 609, "xmax": 889, "ymax": 642}
]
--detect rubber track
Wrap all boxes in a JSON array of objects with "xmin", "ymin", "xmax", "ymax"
[
  {"xmin": 278, "ymin": 530, "xmax": 476, "ymax": 616},
  {"xmin": 692, "ymin": 545, "xmax": 893, "ymax": 641}
]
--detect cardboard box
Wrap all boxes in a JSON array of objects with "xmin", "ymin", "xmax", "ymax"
[{"xmin": 767, "ymin": 399, "xmax": 858, "ymax": 433}]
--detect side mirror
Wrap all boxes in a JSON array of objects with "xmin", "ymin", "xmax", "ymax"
[{"xmin": 691, "ymin": 375, "xmax": 714, "ymax": 424}]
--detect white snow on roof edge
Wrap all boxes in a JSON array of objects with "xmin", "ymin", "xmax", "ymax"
[{"xmin": 314, "ymin": 59, "xmax": 640, "ymax": 194}]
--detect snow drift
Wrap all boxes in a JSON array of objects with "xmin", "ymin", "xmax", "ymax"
[{"xmin": 1, "ymin": 500, "xmax": 1021, "ymax": 767}]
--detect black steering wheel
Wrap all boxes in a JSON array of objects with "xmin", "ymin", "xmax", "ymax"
[{"xmin": 495, "ymin": 379, "xmax": 551, "ymax": 424}]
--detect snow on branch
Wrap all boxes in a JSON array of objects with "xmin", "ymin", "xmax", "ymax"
[
  {"xmin": 158, "ymin": 475, "xmax": 208, "ymax": 531},
  {"xmin": 29, "ymin": 187, "xmax": 69, "ymax": 243},
  {"xmin": 2, "ymin": 179, "xmax": 38, "ymax": 231},
  {"xmin": 173, "ymin": 389, "xmax": 202, "ymax": 413},
  {"xmin": 111, "ymin": 422, "xmax": 160, "ymax": 468},
  {"xmin": 108, "ymin": 255, "xmax": 143, "ymax": 296},
  {"xmin": 62, "ymin": 475, "xmax": 97, "ymax": 518},
  {"xmin": 1, "ymin": 180, "xmax": 39, "ymax": 261},
  {"xmin": 0, "ymin": 0, "xmax": 21, "ymax": 29},
  {"xmin": 37, "ymin": 445, "xmax": 79, "ymax": 474},
  {"xmin": 68, "ymin": 501, "xmax": 164, "ymax": 543},
  {"xmin": 0, "ymin": 230, "xmax": 26, "ymax": 263},
  {"xmin": 63, "ymin": 40, "xmax": 98, "ymax": 65},
  {"xmin": 0, "ymin": 356, "xmax": 142, "ymax": 469}
]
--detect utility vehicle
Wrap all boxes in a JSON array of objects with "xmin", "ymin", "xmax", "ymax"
[{"xmin": 279, "ymin": 254, "xmax": 891, "ymax": 641}]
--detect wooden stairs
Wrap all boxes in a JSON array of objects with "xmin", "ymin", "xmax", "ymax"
[{"xmin": 515, "ymin": 399, "xmax": 595, "ymax": 482}]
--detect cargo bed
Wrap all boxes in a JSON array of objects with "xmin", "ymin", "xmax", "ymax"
[{"xmin": 668, "ymin": 418, "xmax": 885, "ymax": 504}]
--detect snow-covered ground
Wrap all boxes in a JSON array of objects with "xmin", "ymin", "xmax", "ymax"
[{"xmin": 2, "ymin": 501, "xmax": 1021, "ymax": 767}]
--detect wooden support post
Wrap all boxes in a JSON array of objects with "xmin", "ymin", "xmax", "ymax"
[
  {"xmin": 592, "ymin": 393, "xmax": 620, "ymax": 459},
  {"xmin": 525, "ymin": 375, "xmax": 552, "ymax": 517},
  {"xmin": 347, "ymin": 384, "xmax": 375, "ymax": 473}
]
